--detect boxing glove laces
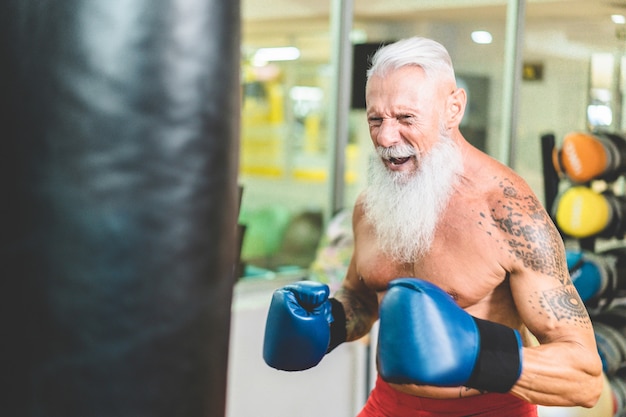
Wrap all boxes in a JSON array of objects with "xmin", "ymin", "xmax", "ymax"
[
  {"xmin": 378, "ymin": 278, "xmax": 523, "ymax": 393},
  {"xmin": 263, "ymin": 281, "xmax": 346, "ymax": 371}
]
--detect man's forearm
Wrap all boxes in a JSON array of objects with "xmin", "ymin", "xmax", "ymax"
[{"xmin": 333, "ymin": 287, "xmax": 378, "ymax": 342}]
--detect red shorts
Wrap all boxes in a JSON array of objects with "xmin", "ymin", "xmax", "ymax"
[{"xmin": 357, "ymin": 376, "xmax": 538, "ymax": 417}]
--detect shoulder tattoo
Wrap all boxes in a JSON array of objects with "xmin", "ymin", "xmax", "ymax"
[
  {"xmin": 484, "ymin": 178, "xmax": 566, "ymax": 283},
  {"xmin": 482, "ymin": 178, "xmax": 591, "ymax": 328}
]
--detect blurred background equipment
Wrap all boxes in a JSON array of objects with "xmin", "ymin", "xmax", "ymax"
[
  {"xmin": 553, "ymin": 132, "xmax": 626, "ymax": 184},
  {"xmin": 545, "ymin": 128, "xmax": 626, "ymax": 416},
  {"xmin": 567, "ymin": 249, "xmax": 615, "ymax": 306},
  {"xmin": 553, "ymin": 186, "xmax": 626, "ymax": 240}
]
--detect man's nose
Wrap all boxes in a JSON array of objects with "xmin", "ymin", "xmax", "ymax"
[{"xmin": 376, "ymin": 119, "xmax": 402, "ymax": 148}]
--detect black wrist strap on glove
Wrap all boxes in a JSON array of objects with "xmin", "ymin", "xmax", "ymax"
[
  {"xmin": 466, "ymin": 317, "xmax": 522, "ymax": 393},
  {"xmin": 327, "ymin": 298, "xmax": 347, "ymax": 353}
]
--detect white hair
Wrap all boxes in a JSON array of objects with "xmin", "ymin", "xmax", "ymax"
[{"xmin": 366, "ymin": 37, "xmax": 456, "ymax": 83}]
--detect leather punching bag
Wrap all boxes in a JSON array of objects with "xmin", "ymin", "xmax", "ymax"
[{"xmin": 0, "ymin": 1, "xmax": 240, "ymax": 416}]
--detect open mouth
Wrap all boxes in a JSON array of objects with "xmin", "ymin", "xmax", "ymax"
[{"xmin": 388, "ymin": 156, "xmax": 411, "ymax": 166}]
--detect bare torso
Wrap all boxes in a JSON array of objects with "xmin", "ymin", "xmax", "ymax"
[
  {"xmin": 352, "ymin": 153, "xmax": 548, "ymax": 398},
  {"xmin": 347, "ymin": 59, "xmax": 602, "ymax": 406}
]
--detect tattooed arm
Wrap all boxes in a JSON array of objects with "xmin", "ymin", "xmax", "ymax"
[
  {"xmin": 333, "ymin": 256, "xmax": 379, "ymax": 342},
  {"xmin": 490, "ymin": 178, "xmax": 603, "ymax": 407},
  {"xmin": 331, "ymin": 196, "xmax": 379, "ymax": 342}
]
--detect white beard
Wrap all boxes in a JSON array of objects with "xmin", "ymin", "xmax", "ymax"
[{"xmin": 363, "ymin": 135, "xmax": 464, "ymax": 263}]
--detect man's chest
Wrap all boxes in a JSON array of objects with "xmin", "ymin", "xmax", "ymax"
[{"xmin": 354, "ymin": 221, "xmax": 507, "ymax": 309}]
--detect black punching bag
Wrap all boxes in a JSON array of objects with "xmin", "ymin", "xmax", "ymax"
[{"xmin": 0, "ymin": 1, "xmax": 240, "ymax": 416}]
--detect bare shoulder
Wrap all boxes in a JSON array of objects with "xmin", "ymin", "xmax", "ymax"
[{"xmin": 480, "ymin": 171, "xmax": 567, "ymax": 283}]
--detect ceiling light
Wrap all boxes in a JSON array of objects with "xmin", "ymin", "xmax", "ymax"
[
  {"xmin": 612, "ymin": 14, "xmax": 626, "ymax": 24},
  {"xmin": 290, "ymin": 86, "xmax": 323, "ymax": 102},
  {"xmin": 253, "ymin": 47, "xmax": 300, "ymax": 66},
  {"xmin": 471, "ymin": 31, "xmax": 493, "ymax": 45}
]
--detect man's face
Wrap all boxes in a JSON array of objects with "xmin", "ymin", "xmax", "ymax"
[
  {"xmin": 362, "ymin": 65, "xmax": 465, "ymax": 262},
  {"xmin": 365, "ymin": 66, "xmax": 447, "ymax": 176}
]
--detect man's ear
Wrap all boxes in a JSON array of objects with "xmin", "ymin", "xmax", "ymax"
[{"xmin": 446, "ymin": 88, "xmax": 467, "ymax": 128}]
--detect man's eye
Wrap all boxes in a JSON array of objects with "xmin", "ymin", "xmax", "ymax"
[{"xmin": 368, "ymin": 118, "xmax": 382, "ymax": 127}]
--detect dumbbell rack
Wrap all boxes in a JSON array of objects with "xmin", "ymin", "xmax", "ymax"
[
  {"xmin": 542, "ymin": 131, "xmax": 626, "ymax": 303},
  {"xmin": 541, "ymin": 133, "xmax": 599, "ymax": 252},
  {"xmin": 542, "ymin": 132, "xmax": 626, "ymax": 415}
]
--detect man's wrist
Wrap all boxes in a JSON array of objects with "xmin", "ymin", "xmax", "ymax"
[{"xmin": 327, "ymin": 298, "xmax": 347, "ymax": 352}]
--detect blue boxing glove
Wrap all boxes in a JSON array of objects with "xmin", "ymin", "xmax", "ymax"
[
  {"xmin": 263, "ymin": 281, "xmax": 346, "ymax": 371},
  {"xmin": 378, "ymin": 278, "xmax": 523, "ymax": 393}
]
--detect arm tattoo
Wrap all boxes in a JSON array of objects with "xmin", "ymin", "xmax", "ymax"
[
  {"xmin": 488, "ymin": 179, "xmax": 566, "ymax": 282},
  {"xmin": 537, "ymin": 284, "xmax": 591, "ymax": 328},
  {"xmin": 334, "ymin": 287, "xmax": 377, "ymax": 341},
  {"xmin": 485, "ymin": 178, "xmax": 591, "ymax": 328}
]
